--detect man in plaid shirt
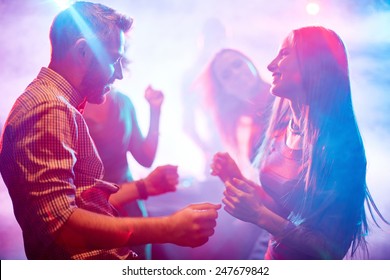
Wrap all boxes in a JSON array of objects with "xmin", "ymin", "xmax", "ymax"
[{"xmin": 0, "ymin": 1, "xmax": 220, "ymax": 260}]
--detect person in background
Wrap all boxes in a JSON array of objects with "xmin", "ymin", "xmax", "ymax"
[
  {"xmin": 169, "ymin": 48, "xmax": 273, "ymax": 260},
  {"xmin": 181, "ymin": 18, "xmax": 227, "ymax": 178},
  {"xmin": 83, "ymin": 81, "xmax": 171, "ymax": 259},
  {"xmin": 211, "ymin": 26, "xmax": 389, "ymax": 259},
  {"xmin": 195, "ymin": 48, "xmax": 274, "ymax": 178},
  {"xmin": 0, "ymin": 1, "xmax": 220, "ymax": 260}
]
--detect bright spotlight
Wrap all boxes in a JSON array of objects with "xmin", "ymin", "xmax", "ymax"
[
  {"xmin": 306, "ymin": 2, "xmax": 320, "ymax": 15},
  {"xmin": 54, "ymin": 0, "xmax": 73, "ymax": 10}
]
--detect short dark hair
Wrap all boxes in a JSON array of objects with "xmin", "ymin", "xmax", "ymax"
[{"xmin": 49, "ymin": 1, "xmax": 133, "ymax": 60}]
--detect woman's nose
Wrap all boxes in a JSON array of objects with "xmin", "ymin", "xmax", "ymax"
[{"xmin": 267, "ymin": 58, "xmax": 277, "ymax": 72}]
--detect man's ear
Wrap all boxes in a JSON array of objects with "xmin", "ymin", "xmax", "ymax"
[{"xmin": 73, "ymin": 38, "xmax": 93, "ymax": 67}]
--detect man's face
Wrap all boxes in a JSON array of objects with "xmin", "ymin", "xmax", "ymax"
[{"xmin": 80, "ymin": 29, "xmax": 125, "ymax": 104}]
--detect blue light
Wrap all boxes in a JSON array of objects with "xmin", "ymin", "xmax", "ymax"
[{"xmin": 67, "ymin": 5, "xmax": 111, "ymax": 66}]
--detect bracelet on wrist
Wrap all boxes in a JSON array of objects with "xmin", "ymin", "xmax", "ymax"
[{"xmin": 136, "ymin": 179, "xmax": 148, "ymax": 200}]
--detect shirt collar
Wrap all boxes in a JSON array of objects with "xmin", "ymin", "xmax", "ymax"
[{"xmin": 38, "ymin": 67, "xmax": 86, "ymax": 111}]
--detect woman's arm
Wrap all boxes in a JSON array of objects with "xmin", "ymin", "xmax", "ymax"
[
  {"xmin": 129, "ymin": 86, "xmax": 163, "ymax": 167},
  {"xmin": 109, "ymin": 165, "xmax": 178, "ymax": 214},
  {"xmin": 224, "ymin": 178, "xmax": 352, "ymax": 259}
]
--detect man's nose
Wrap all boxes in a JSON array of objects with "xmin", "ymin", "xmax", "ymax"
[{"xmin": 114, "ymin": 62, "xmax": 123, "ymax": 80}]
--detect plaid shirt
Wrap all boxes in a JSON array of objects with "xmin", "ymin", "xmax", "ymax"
[{"xmin": 0, "ymin": 67, "xmax": 134, "ymax": 259}]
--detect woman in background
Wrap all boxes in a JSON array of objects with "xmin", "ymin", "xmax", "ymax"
[
  {"xmin": 83, "ymin": 85, "xmax": 178, "ymax": 259},
  {"xmin": 186, "ymin": 48, "xmax": 273, "ymax": 179},
  {"xmin": 181, "ymin": 48, "xmax": 274, "ymax": 259}
]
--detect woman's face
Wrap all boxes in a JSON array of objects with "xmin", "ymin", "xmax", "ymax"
[
  {"xmin": 267, "ymin": 34, "xmax": 305, "ymax": 103},
  {"xmin": 213, "ymin": 51, "xmax": 259, "ymax": 100}
]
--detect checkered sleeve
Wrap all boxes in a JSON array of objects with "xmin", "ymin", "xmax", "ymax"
[{"xmin": 13, "ymin": 100, "xmax": 79, "ymax": 238}]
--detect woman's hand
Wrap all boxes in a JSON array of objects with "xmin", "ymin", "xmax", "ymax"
[
  {"xmin": 145, "ymin": 85, "xmax": 164, "ymax": 109},
  {"xmin": 223, "ymin": 178, "xmax": 289, "ymax": 235},
  {"xmin": 222, "ymin": 178, "xmax": 266, "ymax": 225},
  {"xmin": 210, "ymin": 152, "xmax": 243, "ymax": 183},
  {"xmin": 144, "ymin": 165, "xmax": 178, "ymax": 196}
]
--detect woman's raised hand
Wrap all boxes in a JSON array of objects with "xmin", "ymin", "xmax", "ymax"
[{"xmin": 210, "ymin": 152, "xmax": 243, "ymax": 183}]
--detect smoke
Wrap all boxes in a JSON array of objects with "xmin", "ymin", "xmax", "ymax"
[{"xmin": 0, "ymin": 0, "xmax": 389, "ymax": 259}]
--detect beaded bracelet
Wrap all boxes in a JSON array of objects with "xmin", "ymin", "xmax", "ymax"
[{"xmin": 136, "ymin": 179, "xmax": 148, "ymax": 200}]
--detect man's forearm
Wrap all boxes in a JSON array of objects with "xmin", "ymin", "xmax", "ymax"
[{"xmin": 56, "ymin": 208, "xmax": 172, "ymax": 250}]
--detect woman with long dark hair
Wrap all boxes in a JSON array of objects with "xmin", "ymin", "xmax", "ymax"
[{"xmin": 211, "ymin": 26, "xmax": 388, "ymax": 259}]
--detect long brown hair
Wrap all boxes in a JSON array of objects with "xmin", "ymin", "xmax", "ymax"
[{"xmin": 254, "ymin": 26, "xmax": 384, "ymax": 258}]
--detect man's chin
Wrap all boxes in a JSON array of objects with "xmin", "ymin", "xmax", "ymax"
[
  {"xmin": 99, "ymin": 94, "xmax": 108, "ymax": 104},
  {"xmin": 87, "ymin": 94, "xmax": 107, "ymax": 105}
]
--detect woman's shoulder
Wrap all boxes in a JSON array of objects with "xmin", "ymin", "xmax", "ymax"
[{"xmin": 109, "ymin": 90, "xmax": 135, "ymax": 109}]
